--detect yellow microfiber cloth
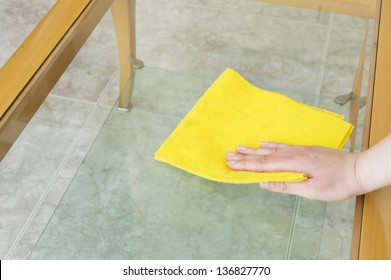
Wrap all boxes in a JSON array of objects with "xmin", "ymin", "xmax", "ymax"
[{"xmin": 154, "ymin": 68, "xmax": 353, "ymax": 183}]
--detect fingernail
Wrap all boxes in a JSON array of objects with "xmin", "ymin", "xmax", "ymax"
[
  {"xmin": 237, "ymin": 145, "xmax": 246, "ymax": 151},
  {"xmin": 227, "ymin": 161, "xmax": 237, "ymax": 166}
]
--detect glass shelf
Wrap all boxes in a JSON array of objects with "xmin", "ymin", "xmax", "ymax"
[{"xmin": 28, "ymin": 0, "xmax": 379, "ymax": 259}]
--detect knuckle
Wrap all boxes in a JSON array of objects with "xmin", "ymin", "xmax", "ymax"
[
  {"xmin": 276, "ymin": 182, "xmax": 289, "ymax": 192},
  {"xmin": 258, "ymin": 154, "xmax": 271, "ymax": 165},
  {"xmin": 263, "ymin": 182, "xmax": 290, "ymax": 193}
]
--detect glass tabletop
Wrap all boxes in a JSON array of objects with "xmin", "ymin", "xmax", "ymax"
[{"xmin": 29, "ymin": 0, "xmax": 380, "ymax": 259}]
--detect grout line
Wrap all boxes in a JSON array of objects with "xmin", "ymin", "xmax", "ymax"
[
  {"xmin": 51, "ymin": 67, "xmax": 118, "ymax": 107},
  {"xmin": 5, "ymin": 71, "xmax": 118, "ymax": 259},
  {"xmin": 162, "ymin": 1, "xmax": 331, "ymax": 27},
  {"xmin": 5, "ymin": 108, "xmax": 95, "ymax": 259},
  {"xmin": 132, "ymin": 107, "xmax": 182, "ymax": 120},
  {"xmin": 47, "ymin": 94, "xmax": 98, "ymax": 106},
  {"xmin": 285, "ymin": 196, "xmax": 300, "ymax": 259},
  {"xmin": 135, "ymin": 0, "xmax": 160, "ymax": 40},
  {"xmin": 317, "ymin": 202, "xmax": 329, "ymax": 259},
  {"xmin": 6, "ymin": 2, "xmax": 161, "ymax": 256},
  {"xmin": 313, "ymin": 14, "xmax": 334, "ymax": 107},
  {"xmin": 105, "ymin": 106, "xmax": 182, "ymax": 131},
  {"xmin": 98, "ymin": 67, "xmax": 119, "ymax": 106}
]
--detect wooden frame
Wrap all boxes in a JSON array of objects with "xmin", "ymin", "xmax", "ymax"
[
  {"xmin": 355, "ymin": 0, "xmax": 391, "ymax": 259},
  {"xmin": 0, "ymin": 0, "xmax": 136, "ymax": 161}
]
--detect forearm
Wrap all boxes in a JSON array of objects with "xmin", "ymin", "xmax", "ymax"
[{"xmin": 356, "ymin": 134, "xmax": 391, "ymax": 194}]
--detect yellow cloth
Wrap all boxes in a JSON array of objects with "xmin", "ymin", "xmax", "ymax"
[{"xmin": 154, "ymin": 68, "xmax": 353, "ymax": 183}]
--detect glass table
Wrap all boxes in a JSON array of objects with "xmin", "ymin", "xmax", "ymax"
[
  {"xmin": 0, "ymin": 0, "xmax": 381, "ymax": 259},
  {"xmin": 24, "ymin": 0, "xmax": 380, "ymax": 259}
]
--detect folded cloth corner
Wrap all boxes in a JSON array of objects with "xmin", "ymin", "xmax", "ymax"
[{"xmin": 154, "ymin": 68, "xmax": 354, "ymax": 183}]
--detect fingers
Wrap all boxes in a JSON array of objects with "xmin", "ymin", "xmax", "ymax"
[
  {"xmin": 226, "ymin": 141, "xmax": 308, "ymax": 173},
  {"xmin": 227, "ymin": 150, "xmax": 304, "ymax": 173},
  {"xmin": 225, "ymin": 143, "xmax": 287, "ymax": 162},
  {"xmin": 226, "ymin": 141, "xmax": 310, "ymax": 173},
  {"xmin": 226, "ymin": 152, "xmax": 262, "ymax": 161},
  {"xmin": 260, "ymin": 142, "xmax": 292, "ymax": 149},
  {"xmin": 233, "ymin": 145, "xmax": 275, "ymax": 156},
  {"xmin": 227, "ymin": 154, "xmax": 272, "ymax": 172},
  {"xmin": 226, "ymin": 148, "xmax": 277, "ymax": 161},
  {"xmin": 225, "ymin": 145, "xmax": 281, "ymax": 163},
  {"xmin": 235, "ymin": 142, "xmax": 292, "ymax": 155}
]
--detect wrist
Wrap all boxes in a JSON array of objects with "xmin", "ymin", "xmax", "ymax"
[
  {"xmin": 353, "ymin": 150, "xmax": 385, "ymax": 195},
  {"xmin": 352, "ymin": 152, "xmax": 366, "ymax": 196}
]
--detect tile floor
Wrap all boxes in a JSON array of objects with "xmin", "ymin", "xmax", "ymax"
[{"xmin": 0, "ymin": 0, "xmax": 371, "ymax": 259}]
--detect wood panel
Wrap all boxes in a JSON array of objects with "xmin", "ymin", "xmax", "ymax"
[
  {"xmin": 350, "ymin": 0, "xmax": 382, "ymax": 260},
  {"xmin": 359, "ymin": 0, "xmax": 391, "ymax": 259},
  {"xmin": 0, "ymin": 0, "xmax": 91, "ymax": 118},
  {"xmin": 0, "ymin": 0, "xmax": 114, "ymax": 161},
  {"xmin": 256, "ymin": 0, "xmax": 377, "ymax": 18}
]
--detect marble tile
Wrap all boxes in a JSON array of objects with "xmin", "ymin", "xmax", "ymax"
[
  {"xmin": 318, "ymin": 198, "xmax": 355, "ymax": 259},
  {"xmin": 30, "ymin": 109, "xmax": 297, "ymax": 259},
  {"xmin": 129, "ymin": 67, "xmax": 209, "ymax": 117},
  {"xmin": 138, "ymin": 3, "xmax": 328, "ymax": 96},
  {"xmin": 48, "ymin": 0, "xmax": 158, "ymax": 103},
  {"xmin": 288, "ymin": 198, "xmax": 327, "ymax": 259},
  {"xmin": 320, "ymin": 27, "xmax": 367, "ymax": 99},
  {"xmin": 49, "ymin": 12, "xmax": 118, "ymax": 103},
  {"xmin": 333, "ymin": 14, "xmax": 373, "ymax": 31},
  {"xmin": 160, "ymin": 0, "xmax": 330, "ymax": 24},
  {"xmin": 7, "ymin": 106, "xmax": 112, "ymax": 260},
  {"xmin": 0, "ymin": 0, "xmax": 57, "ymax": 67},
  {"xmin": 0, "ymin": 96, "xmax": 95, "ymax": 259},
  {"xmin": 136, "ymin": 0, "xmax": 160, "ymax": 34},
  {"xmin": 6, "ymin": 177, "xmax": 73, "ymax": 260},
  {"xmin": 55, "ymin": 105, "xmax": 113, "ymax": 179},
  {"xmin": 99, "ymin": 68, "xmax": 120, "ymax": 108},
  {"xmin": 107, "ymin": 66, "xmax": 316, "ymax": 120}
]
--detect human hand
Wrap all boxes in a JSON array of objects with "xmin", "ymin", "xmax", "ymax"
[{"xmin": 226, "ymin": 142, "xmax": 364, "ymax": 202}]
